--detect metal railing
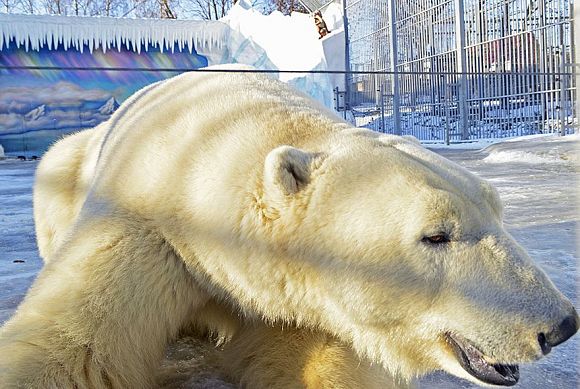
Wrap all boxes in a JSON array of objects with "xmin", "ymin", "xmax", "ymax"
[
  {"xmin": 340, "ymin": 70, "xmax": 576, "ymax": 143},
  {"xmin": 343, "ymin": 0, "xmax": 577, "ymax": 142}
]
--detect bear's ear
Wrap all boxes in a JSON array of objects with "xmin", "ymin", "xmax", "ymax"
[{"xmin": 263, "ymin": 146, "xmax": 314, "ymax": 202}]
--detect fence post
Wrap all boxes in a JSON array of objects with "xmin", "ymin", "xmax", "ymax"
[
  {"xmin": 454, "ymin": 0, "xmax": 469, "ymax": 140},
  {"xmin": 538, "ymin": 0, "xmax": 548, "ymax": 132},
  {"xmin": 380, "ymin": 83, "xmax": 386, "ymax": 132},
  {"xmin": 559, "ymin": 22, "xmax": 567, "ymax": 136},
  {"xmin": 570, "ymin": 3, "xmax": 580, "ymax": 134},
  {"xmin": 388, "ymin": 0, "xmax": 401, "ymax": 135},
  {"xmin": 342, "ymin": 0, "xmax": 351, "ymax": 115},
  {"xmin": 444, "ymin": 74, "xmax": 451, "ymax": 145}
]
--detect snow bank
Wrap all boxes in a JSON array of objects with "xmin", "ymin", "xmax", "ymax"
[
  {"xmin": 221, "ymin": 0, "xmax": 324, "ymax": 82},
  {"xmin": 424, "ymin": 139, "xmax": 502, "ymax": 150},
  {"xmin": 483, "ymin": 134, "xmax": 579, "ymax": 165},
  {"xmin": 483, "ymin": 150, "xmax": 569, "ymax": 164},
  {"xmin": 220, "ymin": 0, "xmax": 345, "ymax": 106}
]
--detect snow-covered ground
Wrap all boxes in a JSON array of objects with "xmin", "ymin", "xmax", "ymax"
[
  {"xmin": 0, "ymin": 161, "xmax": 43, "ymax": 324},
  {"xmin": 0, "ymin": 134, "xmax": 577, "ymax": 388}
]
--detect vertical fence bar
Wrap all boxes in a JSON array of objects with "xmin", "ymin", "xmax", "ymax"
[
  {"xmin": 444, "ymin": 74, "xmax": 451, "ymax": 145},
  {"xmin": 571, "ymin": 0, "xmax": 578, "ymax": 134},
  {"xmin": 570, "ymin": 3, "xmax": 580, "ymax": 134},
  {"xmin": 388, "ymin": 0, "xmax": 401, "ymax": 135},
  {"xmin": 342, "ymin": 0, "xmax": 351, "ymax": 114},
  {"xmin": 559, "ymin": 14, "xmax": 566, "ymax": 136},
  {"xmin": 380, "ymin": 83, "xmax": 386, "ymax": 132},
  {"xmin": 454, "ymin": 0, "xmax": 469, "ymax": 139}
]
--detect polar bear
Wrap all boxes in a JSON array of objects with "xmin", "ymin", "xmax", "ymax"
[{"xmin": 0, "ymin": 65, "xmax": 577, "ymax": 388}]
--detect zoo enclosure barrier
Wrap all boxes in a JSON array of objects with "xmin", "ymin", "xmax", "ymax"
[
  {"xmin": 337, "ymin": 69, "xmax": 577, "ymax": 144},
  {"xmin": 343, "ymin": 0, "xmax": 577, "ymax": 143}
]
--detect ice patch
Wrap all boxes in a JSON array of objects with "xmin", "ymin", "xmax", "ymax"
[{"xmin": 483, "ymin": 150, "xmax": 568, "ymax": 164}]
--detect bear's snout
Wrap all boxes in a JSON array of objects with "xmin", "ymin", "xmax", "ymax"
[{"xmin": 538, "ymin": 311, "xmax": 579, "ymax": 355}]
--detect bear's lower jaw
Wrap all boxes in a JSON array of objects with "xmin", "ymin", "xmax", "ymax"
[{"xmin": 445, "ymin": 332, "xmax": 520, "ymax": 386}]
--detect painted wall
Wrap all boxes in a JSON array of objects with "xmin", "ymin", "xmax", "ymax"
[{"xmin": 0, "ymin": 42, "xmax": 208, "ymax": 154}]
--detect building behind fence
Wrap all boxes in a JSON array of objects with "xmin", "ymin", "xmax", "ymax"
[{"xmin": 343, "ymin": 0, "xmax": 576, "ymax": 142}]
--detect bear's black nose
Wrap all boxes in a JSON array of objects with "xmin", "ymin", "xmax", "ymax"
[{"xmin": 540, "ymin": 313, "xmax": 579, "ymax": 354}]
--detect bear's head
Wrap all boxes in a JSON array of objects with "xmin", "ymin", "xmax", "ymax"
[{"xmin": 255, "ymin": 130, "xmax": 578, "ymax": 386}]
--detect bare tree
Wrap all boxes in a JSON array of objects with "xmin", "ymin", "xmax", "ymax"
[
  {"xmin": 2, "ymin": 0, "xmax": 307, "ymax": 18},
  {"xmin": 43, "ymin": 0, "xmax": 66, "ymax": 14},
  {"xmin": 126, "ymin": 0, "xmax": 178, "ymax": 18},
  {"xmin": 272, "ymin": 0, "xmax": 306, "ymax": 15},
  {"xmin": 95, "ymin": 0, "xmax": 127, "ymax": 17},
  {"xmin": 1, "ymin": 0, "xmax": 15, "ymax": 13},
  {"xmin": 103, "ymin": 0, "xmax": 112, "ymax": 15},
  {"xmin": 19, "ymin": 0, "xmax": 37, "ymax": 12},
  {"xmin": 160, "ymin": 0, "xmax": 176, "ymax": 18},
  {"xmin": 178, "ymin": 0, "xmax": 233, "ymax": 20},
  {"xmin": 1, "ymin": 0, "xmax": 37, "ymax": 13}
]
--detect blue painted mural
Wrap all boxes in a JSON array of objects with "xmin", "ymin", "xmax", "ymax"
[{"xmin": 0, "ymin": 41, "xmax": 208, "ymax": 154}]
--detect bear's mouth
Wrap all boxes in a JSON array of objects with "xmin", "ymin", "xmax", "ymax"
[{"xmin": 445, "ymin": 332, "xmax": 519, "ymax": 386}]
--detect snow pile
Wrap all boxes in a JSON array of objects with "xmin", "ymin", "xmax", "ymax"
[
  {"xmin": 0, "ymin": 13, "xmax": 228, "ymax": 54},
  {"xmin": 220, "ymin": 0, "xmax": 345, "ymax": 106},
  {"xmin": 482, "ymin": 134, "xmax": 579, "ymax": 165},
  {"xmin": 483, "ymin": 150, "xmax": 566, "ymax": 164},
  {"xmin": 222, "ymin": 0, "xmax": 335, "ymax": 82}
]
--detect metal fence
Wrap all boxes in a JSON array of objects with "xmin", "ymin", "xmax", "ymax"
[{"xmin": 343, "ymin": 0, "xmax": 577, "ymax": 142}]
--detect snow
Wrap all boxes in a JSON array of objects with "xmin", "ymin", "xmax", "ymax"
[
  {"xmin": 0, "ymin": 134, "xmax": 577, "ymax": 387},
  {"xmin": 423, "ymin": 133, "xmax": 580, "ymax": 154},
  {"xmin": 0, "ymin": 161, "xmax": 43, "ymax": 324},
  {"xmin": 0, "ymin": 13, "xmax": 228, "ymax": 54},
  {"xmin": 482, "ymin": 134, "xmax": 580, "ymax": 165},
  {"xmin": 219, "ymin": 0, "xmax": 345, "ymax": 106},
  {"xmin": 483, "ymin": 150, "xmax": 567, "ymax": 165},
  {"xmin": 423, "ymin": 139, "xmax": 505, "ymax": 150},
  {"xmin": 221, "ymin": 0, "xmax": 342, "ymax": 83},
  {"xmin": 222, "ymin": 2, "xmax": 321, "ymax": 81}
]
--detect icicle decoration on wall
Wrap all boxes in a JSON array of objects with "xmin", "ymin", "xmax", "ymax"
[{"xmin": 0, "ymin": 14, "xmax": 229, "ymax": 54}]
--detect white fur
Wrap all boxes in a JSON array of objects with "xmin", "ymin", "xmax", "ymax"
[{"xmin": 1, "ymin": 65, "xmax": 576, "ymax": 388}]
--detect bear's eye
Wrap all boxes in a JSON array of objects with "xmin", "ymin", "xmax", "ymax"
[{"xmin": 422, "ymin": 234, "xmax": 450, "ymax": 245}]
